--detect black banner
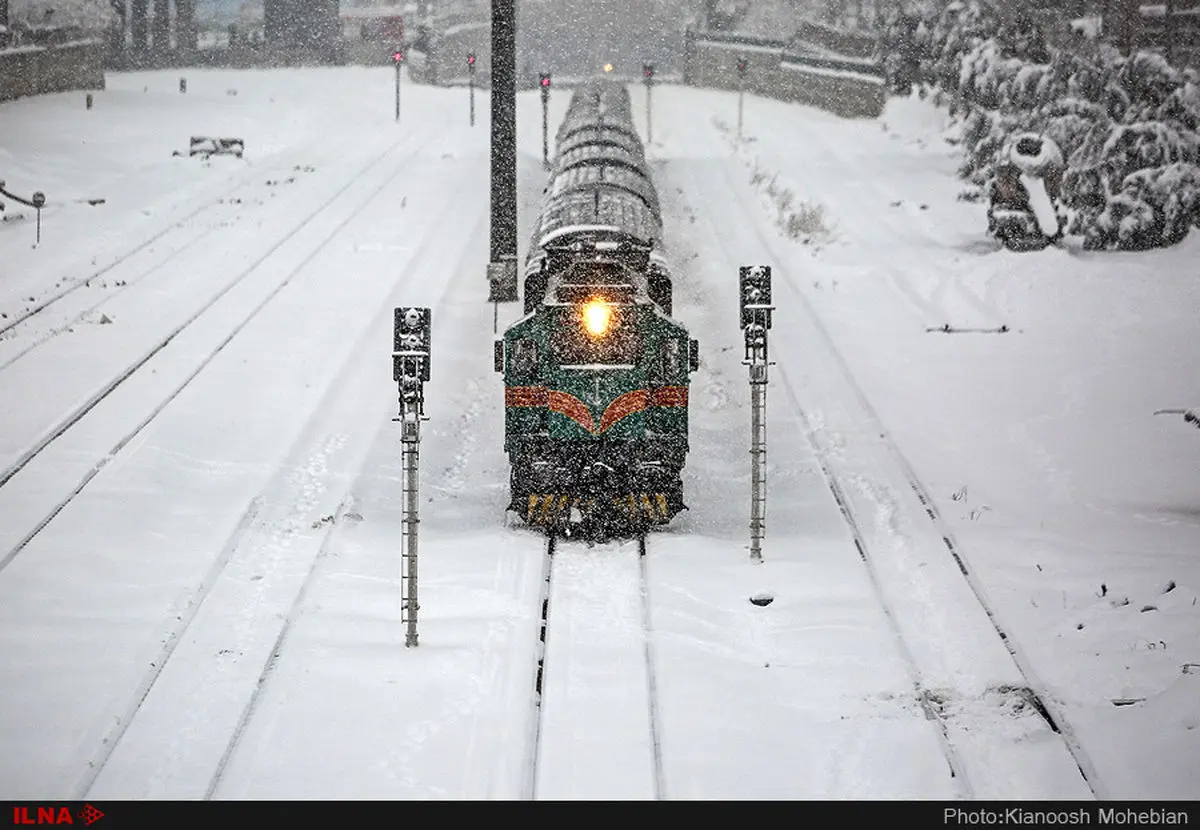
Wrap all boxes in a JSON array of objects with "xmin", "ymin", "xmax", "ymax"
[{"xmin": 4, "ymin": 802, "xmax": 1198, "ymax": 823}]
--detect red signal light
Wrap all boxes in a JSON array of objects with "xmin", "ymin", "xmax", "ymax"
[
  {"xmin": 392, "ymin": 50, "xmax": 404, "ymax": 63},
  {"xmin": 467, "ymin": 53, "xmax": 476, "ymax": 65},
  {"xmin": 540, "ymin": 73, "xmax": 551, "ymax": 88}
]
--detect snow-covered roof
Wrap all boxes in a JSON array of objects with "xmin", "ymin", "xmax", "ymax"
[{"xmin": 780, "ymin": 59, "xmax": 884, "ymax": 85}]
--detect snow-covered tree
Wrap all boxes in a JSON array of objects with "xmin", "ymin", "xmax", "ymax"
[{"xmin": 880, "ymin": 0, "xmax": 1200, "ymax": 250}]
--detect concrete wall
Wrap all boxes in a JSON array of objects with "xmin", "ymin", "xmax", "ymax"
[
  {"xmin": 790, "ymin": 18, "xmax": 877, "ymax": 58},
  {"xmin": 684, "ymin": 34, "xmax": 885, "ymax": 120},
  {"xmin": 421, "ymin": 20, "xmax": 491, "ymax": 87},
  {"xmin": 0, "ymin": 41, "xmax": 105, "ymax": 103}
]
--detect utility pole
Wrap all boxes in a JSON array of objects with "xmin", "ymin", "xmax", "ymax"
[
  {"xmin": 487, "ymin": 0, "xmax": 519, "ymax": 321},
  {"xmin": 393, "ymin": 307, "xmax": 432, "ymax": 648},
  {"xmin": 739, "ymin": 266, "xmax": 773, "ymax": 563}
]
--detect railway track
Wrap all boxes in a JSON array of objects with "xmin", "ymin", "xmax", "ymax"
[
  {"xmin": 0, "ymin": 143, "xmax": 343, "ymax": 343},
  {"xmin": 719, "ymin": 158, "xmax": 1103, "ymax": 798},
  {"xmin": 72, "ymin": 174, "xmax": 490, "ymax": 800},
  {"xmin": 717, "ymin": 114, "xmax": 1011, "ymax": 334},
  {"xmin": 0, "ymin": 132, "xmax": 475, "ymax": 576},
  {"xmin": 527, "ymin": 532, "xmax": 664, "ymax": 800},
  {"xmin": 645, "ymin": 151, "xmax": 1101, "ymax": 798}
]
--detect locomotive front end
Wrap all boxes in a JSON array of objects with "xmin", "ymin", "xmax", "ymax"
[{"xmin": 499, "ymin": 282, "xmax": 697, "ymax": 534}]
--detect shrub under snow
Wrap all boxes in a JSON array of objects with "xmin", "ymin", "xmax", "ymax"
[{"xmin": 880, "ymin": 0, "xmax": 1200, "ymax": 250}]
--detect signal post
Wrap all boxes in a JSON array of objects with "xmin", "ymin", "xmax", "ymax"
[
  {"xmin": 736, "ymin": 56, "xmax": 747, "ymax": 140},
  {"xmin": 540, "ymin": 72, "xmax": 551, "ymax": 170},
  {"xmin": 467, "ymin": 52, "xmax": 477, "ymax": 126},
  {"xmin": 393, "ymin": 307, "xmax": 432, "ymax": 646},
  {"xmin": 739, "ymin": 266, "xmax": 773, "ymax": 561},
  {"xmin": 392, "ymin": 47, "xmax": 404, "ymax": 122},
  {"xmin": 643, "ymin": 62, "xmax": 654, "ymax": 146}
]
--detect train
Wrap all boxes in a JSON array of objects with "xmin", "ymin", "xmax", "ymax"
[{"xmin": 494, "ymin": 77, "xmax": 699, "ymax": 536}]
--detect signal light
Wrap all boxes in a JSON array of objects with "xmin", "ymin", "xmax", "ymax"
[
  {"xmin": 603, "ymin": 63, "xmax": 613, "ymax": 73},
  {"xmin": 393, "ymin": 307, "xmax": 431, "ymax": 382},
  {"xmin": 643, "ymin": 62, "xmax": 654, "ymax": 80},
  {"xmin": 392, "ymin": 50, "xmax": 404, "ymax": 63},
  {"xmin": 738, "ymin": 266, "xmax": 772, "ymax": 331},
  {"xmin": 736, "ymin": 56, "xmax": 747, "ymax": 73},
  {"xmin": 467, "ymin": 52, "xmax": 476, "ymax": 66},
  {"xmin": 539, "ymin": 73, "xmax": 551, "ymax": 88}
]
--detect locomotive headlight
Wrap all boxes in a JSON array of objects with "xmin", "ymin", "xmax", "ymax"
[{"xmin": 582, "ymin": 299, "xmax": 612, "ymax": 338}]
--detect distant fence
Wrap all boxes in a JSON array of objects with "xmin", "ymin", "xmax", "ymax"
[
  {"xmin": 0, "ymin": 40, "xmax": 105, "ymax": 102},
  {"xmin": 683, "ymin": 30, "xmax": 885, "ymax": 120}
]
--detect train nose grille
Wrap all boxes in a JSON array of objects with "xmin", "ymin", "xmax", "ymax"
[{"xmin": 526, "ymin": 494, "xmax": 671, "ymax": 525}]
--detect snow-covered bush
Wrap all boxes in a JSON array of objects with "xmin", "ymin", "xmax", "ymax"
[{"xmin": 881, "ymin": 0, "xmax": 1200, "ymax": 250}]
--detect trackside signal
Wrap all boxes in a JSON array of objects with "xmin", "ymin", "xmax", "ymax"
[
  {"xmin": 738, "ymin": 265, "xmax": 773, "ymax": 562},
  {"xmin": 393, "ymin": 306, "xmax": 432, "ymax": 647}
]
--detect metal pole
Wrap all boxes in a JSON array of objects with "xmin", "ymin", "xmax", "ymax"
[
  {"xmin": 737, "ymin": 84, "xmax": 744, "ymax": 141},
  {"xmin": 488, "ymin": 0, "xmax": 518, "ymax": 303},
  {"xmin": 395, "ymin": 62, "xmax": 401, "ymax": 122},
  {"xmin": 646, "ymin": 82, "xmax": 652, "ymax": 146},
  {"xmin": 749, "ymin": 369, "xmax": 766, "ymax": 562},
  {"xmin": 542, "ymin": 84, "xmax": 549, "ymax": 168},
  {"xmin": 470, "ymin": 75, "xmax": 475, "ymax": 126},
  {"xmin": 401, "ymin": 419, "xmax": 420, "ymax": 647},
  {"xmin": 394, "ymin": 306, "xmax": 430, "ymax": 648},
  {"xmin": 1165, "ymin": 0, "xmax": 1176, "ymax": 65},
  {"xmin": 739, "ymin": 265, "xmax": 772, "ymax": 562}
]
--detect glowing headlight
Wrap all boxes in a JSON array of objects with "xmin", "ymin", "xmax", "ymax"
[
  {"xmin": 582, "ymin": 299, "xmax": 612, "ymax": 337},
  {"xmin": 603, "ymin": 63, "xmax": 613, "ymax": 73}
]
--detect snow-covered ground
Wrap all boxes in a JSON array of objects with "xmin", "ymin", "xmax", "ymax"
[{"xmin": 0, "ymin": 67, "xmax": 1197, "ymax": 800}]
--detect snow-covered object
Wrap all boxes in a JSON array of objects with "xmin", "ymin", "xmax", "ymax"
[
  {"xmin": 1005, "ymin": 132, "xmax": 1063, "ymax": 180},
  {"xmin": 1019, "ymin": 172, "xmax": 1059, "ymax": 237}
]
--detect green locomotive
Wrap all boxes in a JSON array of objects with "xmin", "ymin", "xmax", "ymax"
[{"xmin": 495, "ymin": 78, "xmax": 698, "ymax": 535}]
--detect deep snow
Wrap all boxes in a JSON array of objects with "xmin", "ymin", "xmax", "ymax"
[{"xmin": 0, "ymin": 65, "xmax": 1197, "ymax": 800}]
